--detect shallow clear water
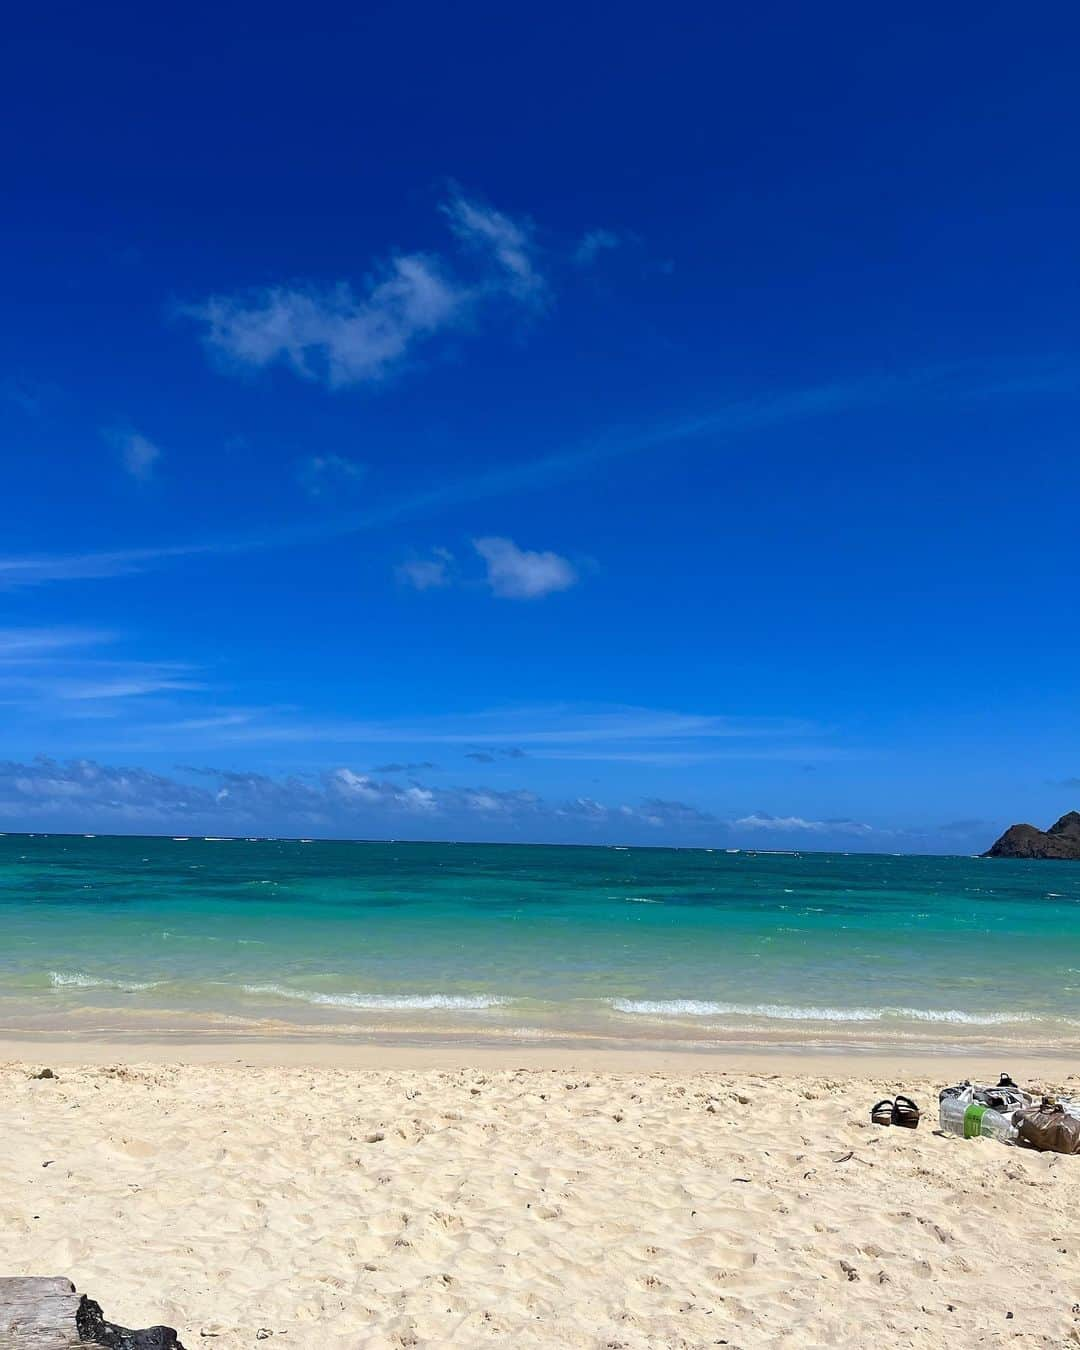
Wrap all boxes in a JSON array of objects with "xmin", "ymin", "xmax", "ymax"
[{"xmin": 1, "ymin": 833, "xmax": 1078, "ymax": 1049}]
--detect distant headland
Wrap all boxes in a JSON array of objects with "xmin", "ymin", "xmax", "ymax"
[{"xmin": 984, "ymin": 810, "xmax": 1080, "ymax": 859}]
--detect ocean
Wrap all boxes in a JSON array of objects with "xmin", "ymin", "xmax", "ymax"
[{"xmin": 2, "ymin": 833, "xmax": 1078, "ymax": 1052}]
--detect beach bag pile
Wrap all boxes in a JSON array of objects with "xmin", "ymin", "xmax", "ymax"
[
  {"xmin": 940, "ymin": 1078, "xmax": 1080, "ymax": 1155},
  {"xmin": 938, "ymin": 1078, "xmax": 1031, "ymax": 1114}
]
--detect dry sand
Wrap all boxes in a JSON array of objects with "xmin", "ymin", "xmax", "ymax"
[{"xmin": 1, "ymin": 1044, "xmax": 1078, "ymax": 1349}]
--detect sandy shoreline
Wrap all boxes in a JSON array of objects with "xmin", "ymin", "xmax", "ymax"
[
  {"xmin": 2, "ymin": 1048, "xmax": 1079, "ymax": 1348},
  {"xmin": 1, "ymin": 1034, "xmax": 1079, "ymax": 1079}
]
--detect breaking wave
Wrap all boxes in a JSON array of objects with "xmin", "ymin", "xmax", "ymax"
[
  {"xmin": 609, "ymin": 998, "xmax": 1044, "ymax": 1025},
  {"xmin": 241, "ymin": 984, "xmax": 508, "ymax": 1012},
  {"xmin": 49, "ymin": 970, "xmax": 158, "ymax": 992}
]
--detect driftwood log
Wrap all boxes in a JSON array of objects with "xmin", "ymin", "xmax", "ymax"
[{"xmin": 0, "ymin": 1278, "xmax": 184, "ymax": 1349}]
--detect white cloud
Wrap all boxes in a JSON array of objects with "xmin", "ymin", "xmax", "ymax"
[
  {"xmin": 396, "ymin": 548, "xmax": 454, "ymax": 591},
  {"xmin": 0, "ymin": 758, "xmax": 216, "ymax": 824},
  {"xmin": 0, "ymin": 756, "xmax": 721, "ymax": 842},
  {"xmin": 441, "ymin": 192, "xmax": 546, "ymax": 302},
  {"xmin": 574, "ymin": 228, "xmax": 620, "ymax": 265},
  {"xmin": 734, "ymin": 812, "xmax": 873, "ymax": 835},
  {"xmin": 183, "ymin": 192, "xmax": 546, "ymax": 389},
  {"xmin": 109, "ymin": 429, "xmax": 162, "ymax": 482},
  {"xmin": 186, "ymin": 258, "xmax": 463, "ymax": 389},
  {"xmin": 396, "ymin": 538, "xmax": 576, "ymax": 600},
  {"xmin": 328, "ymin": 767, "xmax": 437, "ymax": 813},
  {"xmin": 473, "ymin": 536, "xmax": 577, "ymax": 599}
]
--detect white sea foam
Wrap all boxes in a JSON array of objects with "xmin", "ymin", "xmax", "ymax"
[
  {"xmin": 609, "ymin": 998, "xmax": 1042, "ymax": 1025},
  {"xmin": 49, "ymin": 970, "xmax": 157, "ymax": 992},
  {"xmin": 241, "ymin": 984, "xmax": 507, "ymax": 1012}
]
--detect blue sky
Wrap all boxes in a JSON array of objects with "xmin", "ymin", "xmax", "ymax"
[{"xmin": 2, "ymin": 2, "xmax": 1078, "ymax": 848}]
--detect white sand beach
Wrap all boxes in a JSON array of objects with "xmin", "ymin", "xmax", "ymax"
[{"xmin": 1, "ymin": 1044, "xmax": 1078, "ymax": 1349}]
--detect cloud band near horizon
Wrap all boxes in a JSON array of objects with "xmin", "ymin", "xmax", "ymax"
[{"xmin": 0, "ymin": 754, "xmax": 883, "ymax": 846}]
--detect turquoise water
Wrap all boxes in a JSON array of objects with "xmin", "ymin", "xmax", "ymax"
[{"xmin": 1, "ymin": 833, "xmax": 1078, "ymax": 1049}]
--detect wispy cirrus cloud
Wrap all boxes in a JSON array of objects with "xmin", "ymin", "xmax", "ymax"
[
  {"xmin": 0, "ymin": 629, "xmax": 821, "ymax": 759},
  {"xmin": 0, "ymin": 627, "xmax": 205, "ymax": 723},
  {"xmin": 532, "ymin": 746, "xmax": 845, "ymax": 765},
  {"xmin": 0, "ymin": 543, "xmax": 218, "ymax": 589},
  {"xmin": 0, "ymin": 549, "xmax": 163, "ymax": 587},
  {"xmin": 77, "ymin": 704, "xmax": 829, "ymax": 771},
  {"xmin": 181, "ymin": 190, "xmax": 545, "ymax": 390},
  {"xmin": 0, "ymin": 627, "xmax": 116, "ymax": 659},
  {"xmin": 45, "ymin": 671, "xmax": 204, "ymax": 700},
  {"xmin": 0, "ymin": 638, "xmax": 813, "ymax": 758},
  {"xmin": 11, "ymin": 358, "xmax": 1075, "ymax": 591}
]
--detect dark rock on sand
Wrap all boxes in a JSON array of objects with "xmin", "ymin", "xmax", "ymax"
[{"xmin": 984, "ymin": 811, "xmax": 1080, "ymax": 860}]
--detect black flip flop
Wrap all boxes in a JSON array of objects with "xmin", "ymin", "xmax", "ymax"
[
  {"xmin": 871, "ymin": 1098, "xmax": 894, "ymax": 1126},
  {"xmin": 891, "ymin": 1095, "xmax": 921, "ymax": 1128}
]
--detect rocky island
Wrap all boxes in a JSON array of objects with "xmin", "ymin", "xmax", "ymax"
[{"xmin": 984, "ymin": 810, "xmax": 1080, "ymax": 859}]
